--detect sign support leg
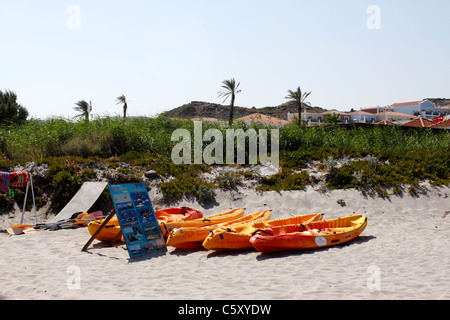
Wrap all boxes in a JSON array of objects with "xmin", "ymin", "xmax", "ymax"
[{"xmin": 81, "ymin": 210, "xmax": 117, "ymax": 252}]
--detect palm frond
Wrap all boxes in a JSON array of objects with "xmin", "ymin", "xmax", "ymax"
[
  {"xmin": 218, "ymin": 78, "xmax": 241, "ymax": 103},
  {"xmin": 116, "ymin": 94, "xmax": 127, "ymax": 105},
  {"xmin": 73, "ymin": 100, "xmax": 92, "ymax": 121},
  {"xmin": 302, "ymin": 91, "xmax": 312, "ymax": 102}
]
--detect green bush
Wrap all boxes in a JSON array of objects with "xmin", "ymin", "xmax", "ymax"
[
  {"xmin": 160, "ymin": 175, "xmax": 216, "ymax": 203},
  {"xmin": 196, "ymin": 184, "xmax": 216, "ymax": 204},
  {"xmin": 257, "ymin": 169, "xmax": 309, "ymax": 192},
  {"xmin": 217, "ymin": 171, "xmax": 240, "ymax": 189},
  {"xmin": 51, "ymin": 170, "xmax": 82, "ymax": 211},
  {"xmin": 114, "ymin": 167, "xmax": 144, "ymax": 184},
  {"xmin": 61, "ymin": 136, "xmax": 102, "ymax": 158}
]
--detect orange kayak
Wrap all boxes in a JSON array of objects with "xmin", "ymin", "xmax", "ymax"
[
  {"xmin": 203, "ymin": 213, "xmax": 323, "ymax": 251},
  {"xmin": 249, "ymin": 214, "xmax": 367, "ymax": 252},
  {"xmin": 166, "ymin": 210, "xmax": 271, "ymax": 249},
  {"xmin": 88, "ymin": 207, "xmax": 203, "ymax": 242},
  {"xmin": 159, "ymin": 208, "xmax": 245, "ymax": 240}
]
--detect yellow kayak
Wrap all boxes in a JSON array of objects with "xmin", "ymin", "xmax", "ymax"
[
  {"xmin": 166, "ymin": 210, "xmax": 272, "ymax": 249},
  {"xmin": 203, "ymin": 213, "xmax": 324, "ymax": 251},
  {"xmin": 87, "ymin": 217, "xmax": 121, "ymax": 242},
  {"xmin": 160, "ymin": 208, "xmax": 245, "ymax": 240}
]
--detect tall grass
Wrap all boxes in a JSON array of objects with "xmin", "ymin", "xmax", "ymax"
[
  {"xmin": 0, "ymin": 116, "xmax": 189, "ymax": 160},
  {"xmin": 1, "ymin": 117, "xmax": 449, "ymax": 162},
  {"xmin": 279, "ymin": 124, "xmax": 450, "ymax": 152}
]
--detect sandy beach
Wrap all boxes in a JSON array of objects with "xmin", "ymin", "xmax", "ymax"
[{"xmin": 1, "ymin": 184, "xmax": 449, "ymax": 301}]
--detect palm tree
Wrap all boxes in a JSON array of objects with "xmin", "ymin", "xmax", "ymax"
[
  {"xmin": 218, "ymin": 78, "xmax": 241, "ymax": 125},
  {"xmin": 116, "ymin": 94, "xmax": 128, "ymax": 119},
  {"xmin": 285, "ymin": 87, "xmax": 311, "ymax": 126},
  {"xmin": 73, "ymin": 100, "xmax": 92, "ymax": 121}
]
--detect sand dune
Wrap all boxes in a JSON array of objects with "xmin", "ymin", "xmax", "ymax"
[{"xmin": 1, "ymin": 185, "xmax": 449, "ymax": 300}]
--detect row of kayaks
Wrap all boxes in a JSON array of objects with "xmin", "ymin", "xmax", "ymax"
[{"xmin": 88, "ymin": 207, "xmax": 367, "ymax": 252}]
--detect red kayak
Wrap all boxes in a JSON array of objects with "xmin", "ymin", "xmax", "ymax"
[{"xmin": 156, "ymin": 207, "xmax": 203, "ymax": 223}]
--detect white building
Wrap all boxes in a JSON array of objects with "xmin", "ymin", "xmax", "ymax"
[
  {"xmin": 375, "ymin": 111, "xmax": 416, "ymax": 124},
  {"xmin": 436, "ymin": 105, "xmax": 450, "ymax": 117},
  {"xmin": 287, "ymin": 111, "xmax": 323, "ymax": 125},
  {"xmin": 348, "ymin": 111, "xmax": 377, "ymax": 123},
  {"xmin": 389, "ymin": 100, "xmax": 438, "ymax": 120}
]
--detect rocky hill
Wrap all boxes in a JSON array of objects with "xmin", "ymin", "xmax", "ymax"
[
  {"xmin": 163, "ymin": 101, "xmax": 326, "ymax": 121},
  {"xmin": 427, "ymin": 98, "xmax": 450, "ymax": 107}
]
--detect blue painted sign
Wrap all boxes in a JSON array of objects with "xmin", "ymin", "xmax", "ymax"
[{"xmin": 109, "ymin": 183, "xmax": 166, "ymax": 259}]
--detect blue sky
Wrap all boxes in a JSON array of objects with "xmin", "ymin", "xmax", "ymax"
[{"xmin": 1, "ymin": 0, "xmax": 449, "ymax": 119}]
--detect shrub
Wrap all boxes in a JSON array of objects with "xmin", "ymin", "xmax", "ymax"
[
  {"xmin": 115, "ymin": 167, "xmax": 144, "ymax": 184},
  {"xmin": 326, "ymin": 167, "xmax": 354, "ymax": 189},
  {"xmin": 196, "ymin": 184, "xmax": 216, "ymax": 204},
  {"xmin": 159, "ymin": 175, "xmax": 216, "ymax": 203},
  {"xmin": 257, "ymin": 169, "xmax": 309, "ymax": 192},
  {"xmin": 61, "ymin": 136, "xmax": 102, "ymax": 158},
  {"xmin": 217, "ymin": 171, "xmax": 240, "ymax": 189},
  {"xmin": 51, "ymin": 170, "xmax": 82, "ymax": 211}
]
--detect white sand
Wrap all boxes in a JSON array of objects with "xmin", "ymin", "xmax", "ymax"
[{"xmin": 1, "ymin": 185, "xmax": 449, "ymax": 300}]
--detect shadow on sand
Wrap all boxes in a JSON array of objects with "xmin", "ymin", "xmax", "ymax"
[
  {"xmin": 255, "ymin": 235, "xmax": 376, "ymax": 261},
  {"xmin": 165, "ymin": 235, "xmax": 376, "ymax": 260}
]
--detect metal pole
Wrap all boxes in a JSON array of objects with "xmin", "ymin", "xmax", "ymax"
[
  {"xmin": 30, "ymin": 175, "xmax": 37, "ymax": 225},
  {"xmin": 20, "ymin": 180, "xmax": 30, "ymax": 225}
]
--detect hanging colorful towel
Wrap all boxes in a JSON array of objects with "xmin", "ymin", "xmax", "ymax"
[
  {"xmin": 0, "ymin": 172, "xmax": 31, "ymax": 193},
  {"xmin": 0, "ymin": 172, "xmax": 11, "ymax": 193},
  {"xmin": 9, "ymin": 172, "xmax": 31, "ymax": 188}
]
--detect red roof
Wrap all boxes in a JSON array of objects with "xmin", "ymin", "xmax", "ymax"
[
  {"xmin": 376, "ymin": 111, "xmax": 416, "ymax": 118},
  {"xmin": 390, "ymin": 101, "xmax": 421, "ymax": 107},
  {"xmin": 401, "ymin": 117, "xmax": 434, "ymax": 128},
  {"xmin": 431, "ymin": 119, "xmax": 450, "ymax": 128},
  {"xmin": 348, "ymin": 111, "xmax": 375, "ymax": 115}
]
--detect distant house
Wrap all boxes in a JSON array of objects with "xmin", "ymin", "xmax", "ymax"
[
  {"xmin": 236, "ymin": 113, "xmax": 290, "ymax": 126},
  {"xmin": 321, "ymin": 109, "xmax": 352, "ymax": 123},
  {"xmin": 360, "ymin": 106, "xmax": 392, "ymax": 114},
  {"xmin": 401, "ymin": 117, "xmax": 434, "ymax": 128},
  {"xmin": 375, "ymin": 111, "xmax": 416, "ymax": 124},
  {"xmin": 288, "ymin": 111, "xmax": 323, "ymax": 125},
  {"xmin": 436, "ymin": 105, "xmax": 450, "ymax": 117},
  {"xmin": 389, "ymin": 100, "xmax": 438, "ymax": 120},
  {"xmin": 348, "ymin": 111, "xmax": 378, "ymax": 123}
]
